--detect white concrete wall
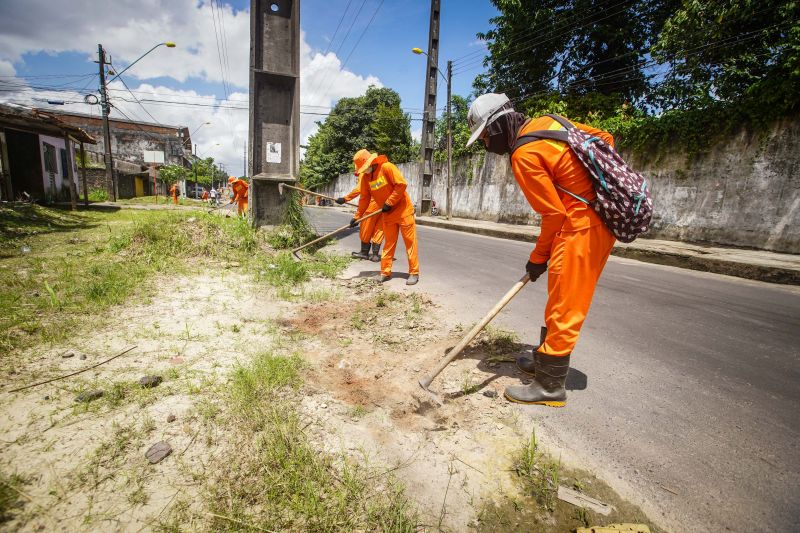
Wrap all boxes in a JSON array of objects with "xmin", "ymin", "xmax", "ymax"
[{"xmin": 319, "ymin": 118, "xmax": 800, "ymax": 253}]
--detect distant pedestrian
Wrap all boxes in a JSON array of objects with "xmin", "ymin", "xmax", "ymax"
[
  {"xmin": 201, "ymin": 189, "xmax": 209, "ymax": 202},
  {"xmin": 209, "ymin": 187, "xmax": 218, "ymax": 206},
  {"xmin": 466, "ymin": 93, "xmax": 616, "ymax": 407},
  {"xmin": 169, "ymin": 183, "xmax": 179, "ymax": 205}
]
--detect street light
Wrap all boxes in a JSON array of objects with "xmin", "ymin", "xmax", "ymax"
[
  {"xmin": 98, "ymin": 41, "xmax": 176, "ymax": 201},
  {"xmin": 108, "ymin": 42, "xmax": 177, "ymax": 83},
  {"xmin": 412, "ymin": 47, "xmax": 453, "ymax": 220}
]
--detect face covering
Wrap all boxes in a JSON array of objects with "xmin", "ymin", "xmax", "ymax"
[{"xmin": 483, "ymin": 111, "xmax": 528, "ymax": 155}]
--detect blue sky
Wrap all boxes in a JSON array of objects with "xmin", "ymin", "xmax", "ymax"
[{"xmin": 0, "ymin": 0, "xmax": 500, "ymax": 175}]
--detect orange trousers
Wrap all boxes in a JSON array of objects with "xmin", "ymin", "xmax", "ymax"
[
  {"xmin": 360, "ymin": 212, "xmax": 384, "ymax": 244},
  {"xmin": 539, "ymin": 223, "xmax": 616, "ymax": 356},
  {"xmin": 381, "ymin": 214, "xmax": 419, "ymax": 276},
  {"xmin": 237, "ymin": 198, "xmax": 248, "ymax": 216},
  {"xmin": 172, "ymin": 194, "xmax": 178, "ymax": 205}
]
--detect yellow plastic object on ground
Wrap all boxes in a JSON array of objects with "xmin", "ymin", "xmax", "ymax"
[{"xmin": 576, "ymin": 525, "xmax": 651, "ymax": 533}]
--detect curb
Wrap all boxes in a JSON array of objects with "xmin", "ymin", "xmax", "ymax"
[{"xmin": 415, "ymin": 217, "xmax": 799, "ymax": 285}]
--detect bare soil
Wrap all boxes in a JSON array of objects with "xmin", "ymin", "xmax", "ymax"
[{"xmin": 1, "ymin": 259, "xmax": 657, "ymax": 532}]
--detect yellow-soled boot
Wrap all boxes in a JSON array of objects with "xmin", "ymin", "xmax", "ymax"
[{"xmin": 505, "ymin": 353, "xmax": 569, "ymax": 407}]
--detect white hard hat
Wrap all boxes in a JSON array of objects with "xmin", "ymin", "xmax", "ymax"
[{"xmin": 466, "ymin": 93, "xmax": 513, "ymax": 147}]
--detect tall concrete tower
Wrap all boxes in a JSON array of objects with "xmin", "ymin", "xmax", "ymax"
[{"xmin": 248, "ymin": 0, "xmax": 300, "ymax": 226}]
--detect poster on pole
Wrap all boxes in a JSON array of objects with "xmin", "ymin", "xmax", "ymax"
[{"xmin": 265, "ymin": 142, "xmax": 281, "ymax": 164}]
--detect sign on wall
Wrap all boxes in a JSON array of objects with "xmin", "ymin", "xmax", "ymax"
[{"xmin": 143, "ymin": 150, "xmax": 165, "ymax": 164}]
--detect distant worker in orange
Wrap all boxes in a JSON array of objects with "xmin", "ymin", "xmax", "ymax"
[
  {"xmin": 336, "ymin": 160, "xmax": 384, "ymax": 262},
  {"xmin": 169, "ymin": 183, "xmax": 179, "ymax": 205},
  {"xmin": 201, "ymin": 189, "xmax": 209, "ymax": 202},
  {"xmin": 228, "ymin": 176, "xmax": 249, "ymax": 216},
  {"xmin": 466, "ymin": 93, "xmax": 616, "ymax": 407},
  {"xmin": 352, "ymin": 149, "xmax": 419, "ymax": 285}
]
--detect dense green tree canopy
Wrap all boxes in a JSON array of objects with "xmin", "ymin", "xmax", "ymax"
[
  {"xmin": 300, "ymin": 86, "xmax": 415, "ymax": 189},
  {"xmin": 472, "ymin": 0, "xmax": 676, "ymax": 107},
  {"xmin": 468, "ymin": 0, "xmax": 799, "ymax": 150},
  {"xmin": 652, "ymin": 0, "xmax": 800, "ymax": 109}
]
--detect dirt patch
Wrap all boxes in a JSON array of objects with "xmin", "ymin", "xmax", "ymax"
[{"xmin": 0, "ymin": 270, "xmax": 290, "ymax": 531}]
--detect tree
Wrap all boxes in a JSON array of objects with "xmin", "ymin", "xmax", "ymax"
[
  {"xmin": 472, "ymin": 0, "xmax": 677, "ymax": 109},
  {"xmin": 158, "ymin": 164, "xmax": 186, "ymax": 185},
  {"xmin": 652, "ymin": 0, "xmax": 800, "ymax": 110},
  {"xmin": 433, "ymin": 95, "xmax": 482, "ymax": 161},
  {"xmin": 300, "ymin": 86, "xmax": 415, "ymax": 189}
]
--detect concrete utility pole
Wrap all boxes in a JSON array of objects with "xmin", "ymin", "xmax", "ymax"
[
  {"xmin": 248, "ymin": 0, "xmax": 299, "ymax": 226},
  {"xmin": 446, "ymin": 59, "xmax": 452, "ymax": 220},
  {"xmin": 418, "ymin": 0, "xmax": 441, "ymax": 215},
  {"xmin": 97, "ymin": 44, "xmax": 116, "ymax": 202}
]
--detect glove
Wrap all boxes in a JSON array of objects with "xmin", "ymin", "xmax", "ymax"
[
  {"xmin": 335, "ymin": 197, "xmax": 346, "ymax": 205},
  {"xmin": 381, "ymin": 203, "xmax": 392, "ymax": 213},
  {"xmin": 525, "ymin": 260, "xmax": 548, "ymax": 282},
  {"xmin": 348, "ymin": 217, "xmax": 359, "ymax": 228}
]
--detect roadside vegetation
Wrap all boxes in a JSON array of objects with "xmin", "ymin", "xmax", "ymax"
[
  {"xmin": 0, "ymin": 203, "xmax": 336, "ymax": 367},
  {"xmin": 1, "ymin": 202, "xmax": 658, "ymax": 531},
  {"xmin": 164, "ymin": 351, "xmax": 420, "ymax": 531}
]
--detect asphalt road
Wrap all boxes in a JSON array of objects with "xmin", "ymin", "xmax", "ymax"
[{"xmin": 305, "ymin": 207, "xmax": 800, "ymax": 532}]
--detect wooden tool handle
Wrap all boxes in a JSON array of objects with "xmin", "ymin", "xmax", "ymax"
[
  {"xmin": 419, "ymin": 274, "xmax": 530, "ymax": 389},
  {"xmin": 282, "ymin": 183, "xmax": 359, "ymax": 208},
  {"xmin": 291, "ymin": 210, "xmax": 384, "ymax": 255}
]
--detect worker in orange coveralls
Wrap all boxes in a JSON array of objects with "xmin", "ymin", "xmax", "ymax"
[
  {"xmin": 466, "ymin": 93, "xmax": 616, "ymax": 407},
  {"xmin": 336, "ymin": 157, "xmax": 384, "ymax": 262},
  {"xmin": 201, "ymin": 189, "xmax": 209, "ymax": 202},
  {"xmin": 351, "ymin": 149, "xmax": 419, "ymax": 285},
  {"xmin": 169, "ymin": 183, "xmax": 179, "ymax": 205},
  {"xmin": 228, "ymin": 176, "xmax": 248, "ymax": 216}
]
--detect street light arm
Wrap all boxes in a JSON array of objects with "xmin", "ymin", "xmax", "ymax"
[
  {"xmin": 412, "ymin": 47, "xmax": 448, "ymax": 84},
  {"xmin": 108, "ymin": 42, "xmax": 175, "ymax": 84}
]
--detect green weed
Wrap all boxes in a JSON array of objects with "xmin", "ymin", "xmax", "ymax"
[
  {"xmin": 0, "ymin": 471, "xmax": 27, "ymax": 523},
  {"xmin": 196, "ymin": 351, "xmax": 419, "ymax": 532}
]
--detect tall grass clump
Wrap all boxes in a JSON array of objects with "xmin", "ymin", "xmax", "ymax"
[{"xmin": 199, "ymin": 352, "xmax": 419, "ymax": 532}]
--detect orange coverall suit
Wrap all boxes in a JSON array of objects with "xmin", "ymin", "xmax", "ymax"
[
  {"xmin": 511, "ymin": 117, "xmax": 616, "ymax": 356},
  {"xmin": 343, "ymin": 173, "xmax": 384, "ymax": 245},
  {"xmin": 169, "ymin": 184, "xmax": 179, "ymax": 204},
  {"xmin": 355, "ymin": 156, "xmax": 419, "ymax": 277},
  {"xmin": 230, "ymin": 179, "xmax": 249, "ymax": 216}
]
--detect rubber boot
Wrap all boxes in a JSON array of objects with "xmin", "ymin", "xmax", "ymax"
[
  {"xmin": 351, "ymin": 241, "xmax": 370, "ymax": 260},
  {"xmin": 516, "ymin": 326, "xmax": 547, "ymax": 376},
  {"xmin": 368, "ymin": 242, "xmax": 381, "ymax": 262},
  {"xmin": 504, "ymin": 353, "xmax": 569, "ymax": 407},
  {"xmin": 406, "ymin": 274, "xmax": 419, "ymax": 285}
]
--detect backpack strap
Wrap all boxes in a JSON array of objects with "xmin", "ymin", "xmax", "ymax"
[
  {"xmin": 512, "ymin": 130, "xmax": 569, "ymax": 154},
  {"xmin": 545, "ymin": 114, "xmax": 575, "ymax": 130}
]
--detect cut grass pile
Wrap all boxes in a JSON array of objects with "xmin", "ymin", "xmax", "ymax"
[
  {"xmin": 162, "ymin": 351, "xmax": 420, "ymax": 531},
  {"xmin": 0, "ymin": 204, "xmax": 348, "ymax": 364}
]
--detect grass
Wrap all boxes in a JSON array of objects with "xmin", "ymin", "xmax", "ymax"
[
  {"xmin": 171, "ymin": 350, "xmax": 420, "ymax": 531},
  {"xmin": 476, "ymin": 429, "xmax": 662, "ymax": 533},
  {"xmin": 0, "ymin": 471, "xmax": 27, "ymax": 523},
  {"xmin": 87, "ymin": 189, "xmax": 108, "ymax": 202},
  {"xmin": 115, "ymin": 195, "xmax": 207, "ymax": 207},
  {"xmin": 0, "ymin": 204, "xmax": 348, "ymax": 365}
]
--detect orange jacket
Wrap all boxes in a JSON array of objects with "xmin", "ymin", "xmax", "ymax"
[
  {"xmin": 231, "ymin": 179, "xmax": 248, "ymax": 202},
  {"xmin": 355, "ymin": 156, "xmax": 414, "ymax": 223},
  {"xmin": 511, "ymin": 116, "xmax": 614, "ymax": 264},
  {"xmin": 344, "ymin": 173, "xmax": 379, "ymax": 212},
  {"xmin": 169, "ymin": 184, "xmax": 178, "ymax": 197}
]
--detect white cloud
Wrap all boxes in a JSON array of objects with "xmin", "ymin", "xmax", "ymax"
[
  {"xmin": 0, "ymin": 0, "xmax": 249, "ymax": 88},
  {"xmin": 0, "ymin": 1, "xmax": 382, "ymax": 175}
]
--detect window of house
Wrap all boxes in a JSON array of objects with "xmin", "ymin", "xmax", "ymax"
[{"xmin": 43, "ymin": 143, "xmax": 58, "ymax": 174}]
